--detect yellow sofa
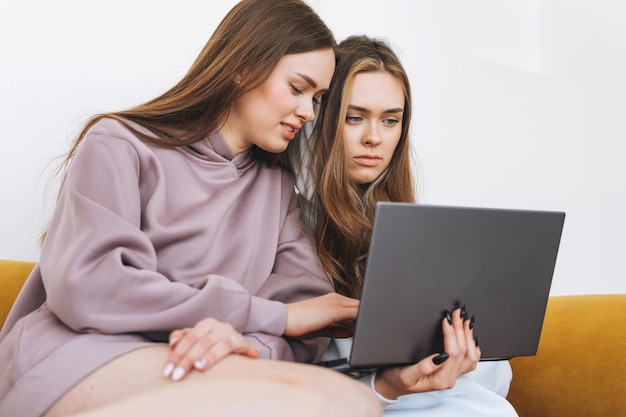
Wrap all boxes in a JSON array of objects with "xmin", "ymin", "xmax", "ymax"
[
  {"xmin": 507, "ymin": 293, "xmax": 626, "ymax": 417},
  {"xmin": 0, "ymin": 259, "xmax": 36, "ymax": 329},
  {"xmin": 1, "ymin": 259, "xmax": 625, "ymax": 416}
]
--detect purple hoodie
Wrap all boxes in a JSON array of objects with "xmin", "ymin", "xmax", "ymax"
[{"xmin": 0, "ymin": 117, "xmax": 332, "ymax": 417}]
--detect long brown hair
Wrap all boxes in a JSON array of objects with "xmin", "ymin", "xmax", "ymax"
[
  {"xmin": 59, "ymin": 0, "xmax": 335, "ymax": 172},
  {"xmin": 308, "ymin": 36, "xmax": 416, "ymax": 298}
]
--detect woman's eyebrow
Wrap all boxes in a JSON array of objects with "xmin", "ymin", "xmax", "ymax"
[
  {"xmin": 384, "ymin": 107, "xmax": 404, "ymax": 114},
  {"xmin": 347, "ymin": 104, "xmax": 404, "ymax": 114},
  {"xmin": 295, "ymin": 72, "xmax": 318, "ymax": 88},
  {"xmin": 348, "ymin": 104, "xmax": 369, "ymax": 113}
]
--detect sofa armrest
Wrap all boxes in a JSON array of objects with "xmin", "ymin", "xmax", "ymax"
[
  {"xmin": 0, "ymin": 259, "xmax": 36, "ymax": 330},
  {"xmin": 507, "ymin": 294, "xmax": 626, "ymax": 417}
]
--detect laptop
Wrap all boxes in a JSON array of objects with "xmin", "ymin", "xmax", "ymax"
[{"xmin": 327, "ymin": 202, "xmax": 565, "ymax": 371}]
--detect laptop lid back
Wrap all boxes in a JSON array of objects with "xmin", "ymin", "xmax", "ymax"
[{"xmin": 349, "ymin": 203, "xmax": 565, "ymax": 369}]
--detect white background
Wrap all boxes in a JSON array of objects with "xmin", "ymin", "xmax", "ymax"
[{"xmin": 1, "ymin": 0, "xmax": 624, "ymax": 295}]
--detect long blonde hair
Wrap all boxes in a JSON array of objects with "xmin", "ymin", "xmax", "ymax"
[{"xmin": 309, "ymin": 36, "xmax": 416, "ymax": 298}]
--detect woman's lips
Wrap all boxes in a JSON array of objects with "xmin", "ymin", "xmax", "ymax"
[
  {"xmin": 354, "ymin": 155, "xmax": 382, "ymax": 167},
  {"xmin": 280, "ymin": 123, "xmax": 298, "ymax": 140}
]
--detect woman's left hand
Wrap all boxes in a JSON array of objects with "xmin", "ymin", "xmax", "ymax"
[
  {"xmin": 374, "ymin": 306, "xmax": 480, "ymax": 399},
  {"xmin": 162, "ymin": 317, "xmax": 259, "ymax": 381}
]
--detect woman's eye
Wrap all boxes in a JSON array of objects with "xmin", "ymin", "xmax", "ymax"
[
  {"xmin": 383, "ymin": 118, "xmax": 400, "ymax": 126},
  {"xmin": 290, "ymin": 84, "xmax": 304, "ymax": 95},
  {"xmin": 346, "ymin": 116, "xmax": 363, "ymax": 123}
]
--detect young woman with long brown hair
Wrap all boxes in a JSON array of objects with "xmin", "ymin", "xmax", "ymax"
[
  {"xmin": 292, "ymin": 35, "xmax": 518, "ymax": 416},
  {"xmin": 0, "ymin": 2, "xmax": 381, "ymax": 416}
]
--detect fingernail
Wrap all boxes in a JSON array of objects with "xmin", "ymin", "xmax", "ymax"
[
  {"xmin": 171, "ymin": 366, "xmax": 186, "ymax": 381},
  {"xmin": 461, "ymin": 305, "xmax": 467, "ymax": 319},
  {"xmin": 443, "ymin": 310, "xmax": 452, "ymax": 325},
  {"xmin": 162, "ymin": 362, "xmax": 175, "ymax": 378},
  {"xmin": 169, "ymin": 336, "xmax": 178, "ymax": 346},
  {"xmin": 194, "ymin": 358, "xmax": 207, "ymax": 370},
  {"xmin": 470, "ymin": 315, "xmax": 475, "ymax": 330},
  {"xmin": 475, "ymin": 337, "xmax": 479, "ymax": 348},
  {"xmin": 433, "ymin": 353, "xmax": 450, "ymax": 365}
]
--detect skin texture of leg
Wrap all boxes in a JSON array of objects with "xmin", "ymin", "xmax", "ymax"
[{"xmin": 45, "ymin": 346, "xmax": 381, "ymax": 417}]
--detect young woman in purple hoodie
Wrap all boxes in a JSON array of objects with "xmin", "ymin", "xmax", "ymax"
[{"xmin": 0, "ymin": 1, "xmax": 380, "ymax": 416}]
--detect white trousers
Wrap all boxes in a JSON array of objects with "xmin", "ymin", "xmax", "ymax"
[
  {"xmin": 323, "ymin": 339, "xmax": 518, "ymax": 417},
  {"xmin": 383, "ymin": 361, "xmax": 518, "ymax": 417}
]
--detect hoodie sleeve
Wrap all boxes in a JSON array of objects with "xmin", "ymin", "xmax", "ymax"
[{"xmin": 249, "ymin": 191, "xmax": 334, "ymax": 362}]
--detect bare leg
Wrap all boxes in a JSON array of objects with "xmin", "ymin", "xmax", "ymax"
[{"xmin": 45, "ymin": 346, "xmax": 381, "ymax": 417}]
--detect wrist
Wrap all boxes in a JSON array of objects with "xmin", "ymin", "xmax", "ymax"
[{"xmin": 370, "ymin": 371, "xmax": 400, "ymax": 403}]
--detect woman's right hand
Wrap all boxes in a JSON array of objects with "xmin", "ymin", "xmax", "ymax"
[
  {"xmin": 162, "ymin": 318, "xmax": 259, "ymax": 382},
  {"xmin": 285, "ymin": 293, "xmax": 359, "ymax": 338},
  {"xmin": 374, "ymin": 306, "xmax": 480, "ymax": 400}
]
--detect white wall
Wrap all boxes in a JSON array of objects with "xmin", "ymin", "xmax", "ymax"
[{"xmin": 1, "ymin": 0, "xmax": 624, "ymax": 296}]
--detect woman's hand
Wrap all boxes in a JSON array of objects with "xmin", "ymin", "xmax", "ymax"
[
  {"xmin": 285, "ymin": 293, "xmax": 359, "ymax": 338},
  {"xmin": 162, "ymin": 318, "xmax": 259, "ymax": 381},
  {"xmin": 374, "ymin": 306, "xmax": 480, "ymax": 400}
]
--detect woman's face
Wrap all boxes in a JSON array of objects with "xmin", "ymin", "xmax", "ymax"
[
  {"xmin": 342, "ymin": 71, "xmax": 405, "ymax": 185},
  {"xmin": 222, "ymin": 48, "xmax": 335, "ymax": 156}
]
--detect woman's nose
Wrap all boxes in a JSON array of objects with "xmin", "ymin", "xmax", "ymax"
[
  {"xmin": 295, "ymin": 100, "xmax": 315, "ymax": 122},
  {"xmin": 363, "ymin": 124, "xmax": 382, "ymax": 146}
]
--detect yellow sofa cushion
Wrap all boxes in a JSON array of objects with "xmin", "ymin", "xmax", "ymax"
[
  {"xmin": 507, "ymin": 294, "xmax": 626, "ymax": 417},
  {"xmin": 0, "ymin": 259, "xmax": 35, "ymax": 330}
]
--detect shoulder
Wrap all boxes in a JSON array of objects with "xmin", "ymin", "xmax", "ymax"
[
  {"xmin": 68, "ymin": 118, "xmax": 167, "ymax": 181},
  {"xmin": 85, "ymin": 117, "xmax": 150, "ymax": 147},
  {"xmin": 78, "ymin": 117, "xmax": 160, "ymax": 160}
]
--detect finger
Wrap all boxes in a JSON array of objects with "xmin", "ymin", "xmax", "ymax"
[
  {"xmin": 439, "ymin": 308, "xmax": 468, "ymax": 381},
  {"xmin": 327, "ymin": 292, "xmax": 360, "ymax": 308},
  {"xmin": 167, "ymin": 334, "xmax": 209, "ymax": 381},
  {"xmin": 171, "ymin": 327, "xmax": 245, "ymax": 380},
  {"xmin": 447, "ymin": 307, "xmax": 468, "ymax": 359},
  {"xmin": 184, "ymin": 331, "xmax": 236, "ymax": 373},
  {"xmin": 236, "ymin": 343, "xmax": 260, "ymax": 359},
  {"xmin": 464, "ymin": 317, "xmax": 478, "ymax": 357},
  {"xmin": 441, "ymin": 310, "xmax": 460, "ymax": 354},
  {"xmin": 193, "ymin": 334, "xmax": 248, "ymax": 371},
  {"xmin": 453, "ymin": 307, "xmax": 467, "ymax": 349},
  {"xmin": 232, "ymin": 334, "xmax": 260, "ymax": 358},
  {"xmin": 321, "ymin": 293, "xmax": 360, "ymax": 322},
  {"xmin": 163, "ymin": 320, "xmax": 218, "ymax": 379},
  {"xmin": 168, "ymin": 328, "xmax": 190, "ymax": 347},
  {"xmin": 461, "ymin": 319, "xmax": 481, "ymax": 373}
]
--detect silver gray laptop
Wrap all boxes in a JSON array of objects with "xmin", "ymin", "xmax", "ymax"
[{"xmin": 339, "ymin": 203, "xmax": 565, "ymax": 370}]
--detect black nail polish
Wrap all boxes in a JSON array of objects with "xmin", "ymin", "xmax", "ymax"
[
  {"xmin": 461, "ymin": 304, "xmax": 467, "ymax": 319},
  {"xmin": 433, "ymin": 352, "xmax": 450, "ymax": 365},
  {"xmin": 475, "ymin": 336, "xmax": 479, "ymax": 348},
  {"xmin": 443, "ymin": 310, "xmax": 452, "ymax": 325},
  {"xmin": 470, "ymin": 315, "xmax": 475, "ymax": 330}
]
